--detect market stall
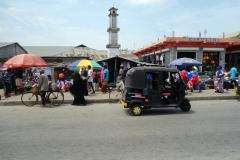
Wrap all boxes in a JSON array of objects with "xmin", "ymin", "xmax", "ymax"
[
  {"xmin": 2, "ymin": 54, "xmax": 48, "ymax": 94},
  {"xmin": 202, "ymin": 52, "xmax": 220, "ymax": 73}
]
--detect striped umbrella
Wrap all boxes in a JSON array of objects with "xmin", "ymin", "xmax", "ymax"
[{"xmin": 67, "ymin": 59, "xmax": 102, "ymax": 72}]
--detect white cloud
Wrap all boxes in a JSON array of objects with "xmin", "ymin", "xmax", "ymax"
[
  {"xmin": 89, "ymin": 1, "xmax": 94, "ymax": 4},
  {"xmin": 8, "ymin": 7, "xmax": 25, "ymax": 12},
  {"xmin": 127, "ymin": 0, "xmax": 170, "ymax": 5},
  {"xmin": 0, "ymin": 7, "xmax": 25, "ymax": 14},
  {"xmin": 12, "ymin": 16, "xmax": 67, "ymax": 27}
]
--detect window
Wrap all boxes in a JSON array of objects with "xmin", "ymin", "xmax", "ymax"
[
  {"xmin": 146, "ymin": 72, "xmax": 158, "ymax": 91},
  {"xmin": 171, "ymin": 73, "xmax": 180, "ymax": 83}
]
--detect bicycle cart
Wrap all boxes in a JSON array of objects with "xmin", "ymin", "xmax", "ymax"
[{"xmin": 21, "ymin": 87, "xmax": 64, "ymax": 107}]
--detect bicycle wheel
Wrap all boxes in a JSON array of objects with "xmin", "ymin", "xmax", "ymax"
[
  {"xmin": 21, "ymin": 91, "xmax": 38, "ymax": 106},
  {"xmin": 109, "ymin": 89, "xmax": 123, "ymax": 103},
  {"xmin": 48, "ymin": 91, "xmax": 64, "ymax": 106}
]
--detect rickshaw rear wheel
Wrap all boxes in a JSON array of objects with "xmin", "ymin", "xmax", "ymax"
[
  {"xmin": 131, "ymin": 104, "xmax": 143, "ymax": 116},
  {"xmin": 180, "ymin": 101, "xmax": 191, "ymax": 112}
]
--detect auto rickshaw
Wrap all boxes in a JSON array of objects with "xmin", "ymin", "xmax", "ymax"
[{"xmin": 121, "ymin": 67, "xmax": 191, "ymax": 116}]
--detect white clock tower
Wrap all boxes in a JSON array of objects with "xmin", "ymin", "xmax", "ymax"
[{"xmin": 106, "ymin": 7, "xmax": 120, "ymax": 57}]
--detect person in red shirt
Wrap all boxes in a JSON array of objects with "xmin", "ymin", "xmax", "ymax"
[{"xmin": 93, "ymin": 71, "xmax": 98, "ymax": 91}]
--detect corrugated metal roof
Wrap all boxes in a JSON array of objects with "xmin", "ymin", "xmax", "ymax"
[
  {"xmin": 23, "ymin": 46, "xmax": 75, "ymax": 57},
  {"xmin": 215, "ymin": 31, "xmax": 240, "ymax": 38},
  {"xmin": 0, "ymin": 42, "xmax": 28, "ymax": 53},
  {"xmin": 0, "ymin": 42, "xmax": 16, "ymax": 48},
  {"xmin": 95, "ymin": 55, "xmax": 136, "ymax": 63},
  {"xmin": 22, "ymin": 46, "xmax": 136, "ymax": 61},
  {"xmin": 54, "ymin": 46, "xmax": 108, "ymax": 60},
  {"xmin": 119, "ymin": 50, "xmax": 138, "ymax": 60},
  {"xmin": 96, "ymin": 55, "xmax": 158, "ymax": 65}
]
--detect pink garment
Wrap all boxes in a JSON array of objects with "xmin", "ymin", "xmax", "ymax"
[
  {"xmin": 60, "ymin": 81, "xmax": 65, "ymax": 90},
  {"xmin": 100, "ymin": 67, "xmax": 104, "ymax": 82}
]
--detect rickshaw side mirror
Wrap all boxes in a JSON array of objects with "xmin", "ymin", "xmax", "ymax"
[{"xmin": 143, "ymin": 88, "xmax": 148, "ymax": 96}]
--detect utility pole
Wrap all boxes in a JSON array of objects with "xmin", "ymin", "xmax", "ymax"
[{"xmin": 204, "ymin": 29, "xmax": 207, "ymax": 38}]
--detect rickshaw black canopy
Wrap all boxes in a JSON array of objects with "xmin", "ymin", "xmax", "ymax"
[{"xmin": 125, "ymin": 67, "xmax": 179, "ymax": 89}]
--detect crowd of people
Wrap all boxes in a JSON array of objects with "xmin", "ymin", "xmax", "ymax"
[
  {"xmin": 1, "ymin": 63, "xmax": 239, "ymax": 104},
  {"xmin": 69, "ymin": 65, "xmax": 109, "ymax": 106},
  {"xmin": 180, "ymin": 65, "xmax": 239, "ymax": 94}
]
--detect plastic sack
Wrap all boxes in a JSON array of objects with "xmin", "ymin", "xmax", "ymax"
[
  {"xmin": 52, "ymin": 83, "xmax": 58, "ymax": 90},
  {"xmin": 120, "ymin": 81, "xmax": 125, "ymax": 90},
  {"xmin": 235, "ymin": 86, "xmax": 239, "ymax": 96}
]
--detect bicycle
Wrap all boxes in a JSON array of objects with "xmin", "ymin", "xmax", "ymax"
[
  {"xmin": 108, "ymin": 83, "xmax": 124, "ymax": 103},
  {"xmin": 21, "ymin": 87, "xmax": 64, "ymax": 107}
]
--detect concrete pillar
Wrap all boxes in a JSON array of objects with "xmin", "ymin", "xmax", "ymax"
[
  {"xmin": 51, "ymin": 68, "xmax": 55, "ymax": 83},
  {"xmin": 170, "ymin": 47, "xmax": 177, "ymax": 68},
  {"xmin": 219, "ymin": 49, "xmax": 226, "ymax": 71},
  {"xmin": 196, "ymin": 48, "xmax": 203, "ymax": 72}
]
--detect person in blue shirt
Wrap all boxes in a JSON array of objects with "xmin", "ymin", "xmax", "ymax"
[
  {"xmin": 226, "ymin": 64, "xmax": 238, "ymax": 91},
  {"xmin": 102, "ymin": 65, "xmax": 109, "ymax": 94},
  {"xmin": 147, "ymin": 74, "xmax": 152, "ymax": 88},
  {"xmin": 4, "ymin": 68, "xmax": 12, "ymax": 98}
]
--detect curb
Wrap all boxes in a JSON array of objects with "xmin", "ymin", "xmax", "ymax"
[
  {"xmin": 0, "ymin": 98, "xmax": 120, "ymax": 106},
  {"xmin": 187, "ymin": 96, "xmax": 239, "ymax": 101},
  {"xmin": 0, "ymin": 97, "xmax": 238, "ymax": 106}
]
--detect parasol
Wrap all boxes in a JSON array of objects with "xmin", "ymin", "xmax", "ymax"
[
  {"xmin": 3, "ymin": 54, "xmax": 48, "ymax": 68},
  {"xmin": 67, "ymin": 59, "xmax": 102, "ymax": 72},
  {"xmin": 168, "ymin": 58, "xmax": 202, "ymax": 67}
]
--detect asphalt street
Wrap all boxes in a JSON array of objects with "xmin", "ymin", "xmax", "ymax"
[{"xmin": 0, "ymin": 100, "xmax": 240, "ymax": 160}]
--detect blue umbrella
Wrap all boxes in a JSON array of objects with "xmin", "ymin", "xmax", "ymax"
[{"xmin": 168, "ymin": 58, "xmax": 202, "ymax": 67}]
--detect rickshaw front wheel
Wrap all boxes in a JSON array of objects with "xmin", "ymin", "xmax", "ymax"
[
  {"xmin": 131, "ymin": 104, "xmax": 143, "ymax": 116},
  {"xmin": 180, "ymin": 101, "xmax": 191, "ymax": 112}
]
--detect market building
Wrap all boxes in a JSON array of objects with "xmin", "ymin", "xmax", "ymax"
[
  {"xmin": 215, "ymin": 31, "xmax": 240, "ymax": 71},
  {"xmin": 0, "ymin": 42, "xmax": 28, "ymax": 67},
  {"xmin": 133, "ymin": 37, "xmax": 240, "ymax": 72}
]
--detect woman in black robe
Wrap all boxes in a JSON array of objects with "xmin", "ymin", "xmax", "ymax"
[{"xmin": 70, "ymin": 72, "xmax": 87, "ymax": 106}]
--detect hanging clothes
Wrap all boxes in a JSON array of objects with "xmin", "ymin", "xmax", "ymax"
[
  {"xmin": 156, "ymin": 55, "xmax": 159, "ymax": 62},
  {"xmin": 160, "ymin": 55, "xmax": 164, "ymax": 63},
  {"xmin": 127, "ymin": 62, "xmax": 130, "ymax": 69},
  {"xmin": 121, "ymin": 61, "xmax": 127, "ymax": 69}
]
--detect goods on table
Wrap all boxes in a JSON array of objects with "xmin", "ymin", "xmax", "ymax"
[{"xmin": 55, "ymin": 80, "xmax": 72, "ymax": 91}]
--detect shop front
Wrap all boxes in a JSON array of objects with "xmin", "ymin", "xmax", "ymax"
[
  {"xmin": 134, "ymin": 37, "xmax": 240, "ymax": 73},
  {"xmin": 226, "ymin": 42, "xmax": 240, "ymax": 71}
]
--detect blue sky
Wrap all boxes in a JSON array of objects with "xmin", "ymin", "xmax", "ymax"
[{"xmin": 0, "ymin": 0, "xmax": 240, "ymax": 51}]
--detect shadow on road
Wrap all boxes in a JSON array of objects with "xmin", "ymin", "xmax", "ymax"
[{"xmin": 125, "ymin": 108, "xmax": 195, "ymax": 116}]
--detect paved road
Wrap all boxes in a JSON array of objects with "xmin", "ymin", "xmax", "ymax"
[{"xmin": 0, "ymin": 100, "xmax": 240, "ymax": 160}]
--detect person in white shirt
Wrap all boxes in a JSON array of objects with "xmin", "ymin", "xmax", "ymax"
[{"xmin": 88, "ymin": 65, "xmax": 95, "ymax": 94}]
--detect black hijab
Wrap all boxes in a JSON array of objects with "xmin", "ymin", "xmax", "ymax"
[{"xmin": 70, "ymin": 72, "xmax": 84, "ymax": 96}]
